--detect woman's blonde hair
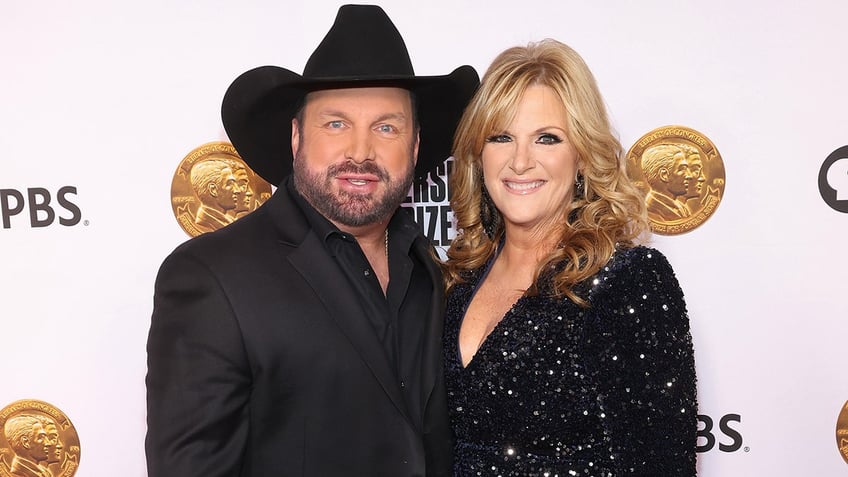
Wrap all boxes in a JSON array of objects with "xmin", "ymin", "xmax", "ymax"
[{"xmin": 444, "ymin": 39, "xmax": 649, "ymax": 306}]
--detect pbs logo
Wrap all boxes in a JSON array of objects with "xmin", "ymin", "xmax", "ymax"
[
  {"xmin": 819, "ymin": 146, "xmax": 848, "ymax": 213},
  {"xmin": 1, "ymin": 186, "xmax": 82, "ymax": 229},
  {"xmin": 697, "ymin": 413, "xmax": 744, "ymax": 453}
]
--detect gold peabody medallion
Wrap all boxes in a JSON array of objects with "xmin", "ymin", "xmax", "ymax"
[
  {"xmin": 0, "ymin": 399, "xmax": 80, "ymax": 477},
  {"xmin": 171, "ymin": 141, "xmax": 273, "ymax": 237},
  {"xmin": 837, "ymin": 400, "xmax": 848, "ymax": 464},
  {"xmin": 626, "ymin": 126, "xmax": 726, "ymax": 235}
]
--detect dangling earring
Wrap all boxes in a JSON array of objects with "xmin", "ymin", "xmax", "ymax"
[
  {"xmin": 574, "ymin": 172, "xmax": 585, "ymax": 198},
  {"xmin": 480, "ymin": 182, "xmax": 501, "ymax": 240}
]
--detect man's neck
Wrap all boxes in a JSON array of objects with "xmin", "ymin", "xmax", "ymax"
[
  {"xmin": 335, "ymin": 220, "xmax": 388, "ymax": 250},
  {"xmin": 335, "ymin": 219, "xmax": 391, "ymax": 294}
]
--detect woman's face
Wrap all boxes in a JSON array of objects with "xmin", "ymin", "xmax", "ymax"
[{"xmin": 481, "ymin": 85, "xmax": 579, "ymax": 236}]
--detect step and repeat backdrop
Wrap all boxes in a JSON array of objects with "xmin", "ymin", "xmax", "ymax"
[{"xmin": 2, "ymin": 1, "xmax": 847, "ymax": 475}]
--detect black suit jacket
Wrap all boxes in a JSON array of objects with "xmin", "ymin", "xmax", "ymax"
[{"xmin": 146, "ymin": 179, "xmax": 451, "ymax": 476}]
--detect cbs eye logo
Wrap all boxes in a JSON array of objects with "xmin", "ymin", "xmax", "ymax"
[
  {"xmin": 696, "ymin": 413, "xmax": 744, "ymax": 453},
  {"xmin": 819, "ymin": 145, "xmax": 848, "ymax": 213}
]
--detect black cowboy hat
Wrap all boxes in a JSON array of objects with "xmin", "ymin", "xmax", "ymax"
[{"xmin": 221, "ymin": 4, "xmax": 479, "ymax": 186}]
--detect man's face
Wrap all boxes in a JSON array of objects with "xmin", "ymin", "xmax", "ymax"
[
  {"xmin": 234, "ymin": 168, "xmax": 253, "ymax": 213},
  {"xmin": 684, "ymin": 154, "xmax": 705, "ymax": 199},
  {"xmin": 213, "ymin": 166, "xmax": 240, "ymax": 211},
  {"xmin": 664, "ymin": 151, "xmax": 693, "ymax": 198},
  {"xmin": 291, "ymin": 87, "xmax": 419, "ymax": 228},
  {"xmin": 43, "ymin": 422, "xmax": 63, "ymax": 464},
  {"xmin": 25, "ymin": 422, "xmax": 49, "ymax": 462}
]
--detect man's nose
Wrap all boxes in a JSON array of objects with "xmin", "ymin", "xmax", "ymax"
[{"xmin": 345, "ymin": 128, "xmax": 376, "ymax": 163}]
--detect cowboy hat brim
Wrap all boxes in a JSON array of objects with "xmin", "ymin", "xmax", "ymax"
[{"xmin": 221, "ymin": 64, "xmax": 479, "ymax": 186}]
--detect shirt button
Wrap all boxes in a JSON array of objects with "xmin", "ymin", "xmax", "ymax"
[
  {"xmin": 400, "ymin": 380, "xmax": 406, "ymax": 388},
  {"xmin": 364, "ymin": 269, "xmax": 370, "ymax": 276}
]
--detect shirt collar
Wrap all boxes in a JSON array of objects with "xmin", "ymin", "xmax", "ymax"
[{"xmin": 287, "ymin": 176, "xmax": 339, "ymax": 243}]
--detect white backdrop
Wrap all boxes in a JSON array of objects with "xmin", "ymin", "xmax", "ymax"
[{"xmin": 2, "ymin": 1, "xmax": 847, "ymax": 475}]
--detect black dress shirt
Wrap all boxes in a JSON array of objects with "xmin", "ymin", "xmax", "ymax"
[{"xmin": 288, "ymin": 179, "xmax": 432, "ymax": 419}]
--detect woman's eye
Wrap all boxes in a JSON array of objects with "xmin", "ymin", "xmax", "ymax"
[
  {"xmin": 485, "ymin": 134, "xmax": 512, "ymax": 143},
  {"xmin": 537, "ymin": 133, "xmax": 562, "ymax": 145}
]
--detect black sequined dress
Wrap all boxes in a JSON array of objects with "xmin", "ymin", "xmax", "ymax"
[{"xmin": 444, "ymin": 246, "xmax": 697, "ymax": 476}]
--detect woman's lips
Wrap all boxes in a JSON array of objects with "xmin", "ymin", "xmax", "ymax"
[{"xmin": 503, "ymin": 179, "xmax": 546, "ymax": 194}]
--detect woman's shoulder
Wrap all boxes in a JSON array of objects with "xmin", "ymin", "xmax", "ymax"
[
  {"xmin": 605, "ymin": 245, "xmax": 675, "ymax": 278},
  {"xmin": 587, "ymin": 245, "xmax": 682, "ymax": 302},
  {"xmin": 611, "ymin": 244, "xmax": 671, "ymax": 266}
]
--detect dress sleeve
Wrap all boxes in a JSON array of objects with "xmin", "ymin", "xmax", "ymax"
[
  {"xmin": 145, "ymin": 250, "xmax": 251, "ymax": 477},
  {"xmin": 582, "ymin": 247, "xmax": 697, "ymax": 476}
]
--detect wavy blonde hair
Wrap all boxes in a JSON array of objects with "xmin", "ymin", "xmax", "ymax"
[{"xmin": 444, "ymin": 39, "xmax": 649, "ymax": 306}]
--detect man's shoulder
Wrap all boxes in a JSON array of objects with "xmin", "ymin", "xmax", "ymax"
[
  {"xmin": 180, "ymin": 210, "xmax": 262, "ymax": 250},
  {"xmin": 393, "ymin": 208, "xmax": 430, "ymax": 243},
  {"xmin": 167, "ymin": 190, "xmax": 313, "ymax": 269},
  {"xmin": 8, "ymin": 456, "xmax": 45, "ymax": 477},
  {"xmin": 170, "ymin": 201, "xmax": 278, "ymax": 261}
]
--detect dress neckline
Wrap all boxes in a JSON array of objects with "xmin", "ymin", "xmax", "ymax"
[{"xmin": 456, "ymin": 244, "xmax": 523, "ymax": 370}]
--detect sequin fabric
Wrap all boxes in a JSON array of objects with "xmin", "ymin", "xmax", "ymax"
[{"xmin": 444, "ymin": 246, "xmax": 697, "ymax": 476}]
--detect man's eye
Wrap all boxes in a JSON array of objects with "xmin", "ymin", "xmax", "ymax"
[
  {"xmin": 537, "ymin": 133, "xmax": 562, "ymax": 145},
  {"xmin": 377, "ymin": 124, "xmax": 397, "ymax": 134},
  {"xmin": 485, "ymin": 134, "xmax": 511, "ymax": 143},
  {"xmin": 328, "ymin": 121, "xmax": 344, "ymax": 129}
]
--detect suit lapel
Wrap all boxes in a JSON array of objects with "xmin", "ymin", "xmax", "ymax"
[{"xmin": 285, "ymin": 222, "xmax": 412, "ymax": 425}]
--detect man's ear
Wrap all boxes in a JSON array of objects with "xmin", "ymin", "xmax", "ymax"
[{"xmin": 291, "ymin": 118, "xmax": 301, "ymax": 158}]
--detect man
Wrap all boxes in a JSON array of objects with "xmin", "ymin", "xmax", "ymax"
[
  {"xmin": 189, "ymin": 156, "xmax": 241, "ymax": 232},
  {"xmin": 3, "ymin": 414, "xmax": 51, "ymax": 477},
  {"xmin": 641, "ymin": 143, "xmax": 695, "ymax": 221},
  {"xmin": 146, "ymin": 5, "xmax": 478, "ymax": 476},
  {"xmin": 679, "ymin": 144, "xmax": 706, "ymax": 205},
  {"xmin": 229, "ymin": 164, "xmax": 254, "ymax": 219},
  {"xmin": 42, "ymin": 421, "xmax": 62, "ymax": 466}
]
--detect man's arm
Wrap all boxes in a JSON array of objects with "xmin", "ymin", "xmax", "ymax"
[
  {"xmin": 146, "ymin": 251, "xmax": 251, "ymax": 477},
  {"xmin": 423, "ymin": 367, "xmax": 453, "ymax": 477}
]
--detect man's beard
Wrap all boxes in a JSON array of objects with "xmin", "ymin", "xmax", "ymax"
[{"xmin": 293, "ymin": 153, "xmax": 414, "ymax": 227}]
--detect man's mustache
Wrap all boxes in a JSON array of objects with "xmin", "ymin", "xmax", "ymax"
[{"xmin": 328, "ymin": 161, "xmax": 388, "ymax": 181}]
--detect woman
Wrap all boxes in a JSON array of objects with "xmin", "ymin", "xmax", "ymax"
[{"xmin": 443, "ymin": 39, "xmax": 697, "ymax": 476}]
